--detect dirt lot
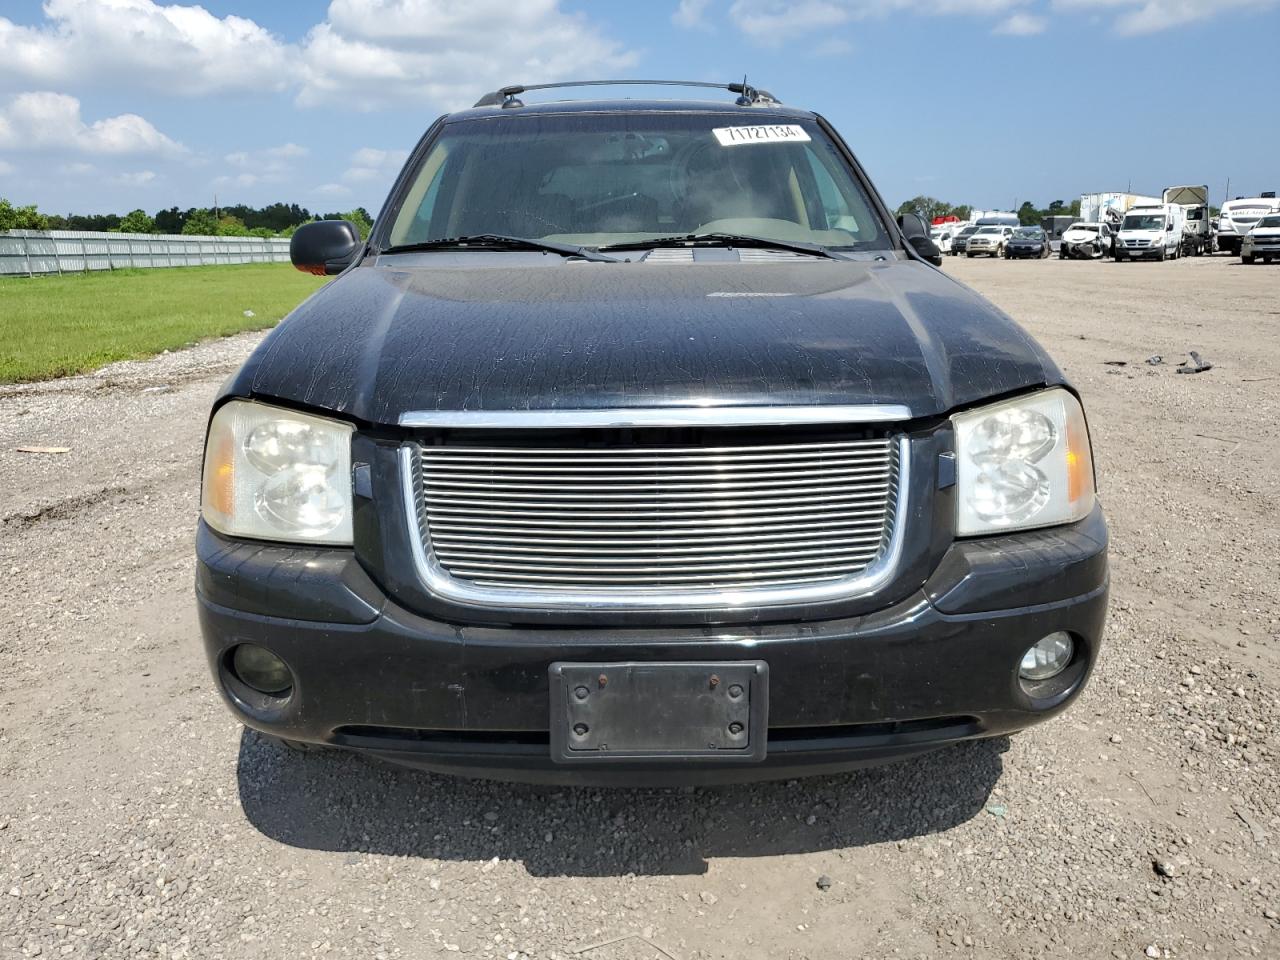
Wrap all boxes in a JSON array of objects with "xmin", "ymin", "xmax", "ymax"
[{"xmin": 2, "ymin": 255, "xmax": 1278, "ymax": 960}]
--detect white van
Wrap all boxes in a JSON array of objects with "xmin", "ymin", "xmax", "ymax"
[
  {"xmin": 1115, "ymin": 204, "xmax": 1186, "ymax": 261},
  {"xmin": 1217, "ymin": 196, "xmax": 1280, "ymax": 255}
]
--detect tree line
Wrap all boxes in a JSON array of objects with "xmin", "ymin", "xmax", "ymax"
[
  {"xmin": 0, "ymin": 199, "xmax": 373, "ymax": 239},
  {"xmin": 896, "ymin": 195, "xmax": 1084, "ymax": 226}
]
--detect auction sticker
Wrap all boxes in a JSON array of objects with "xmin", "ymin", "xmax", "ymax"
[{"xmin": 712, "ymin": 124, "xmax": 811, "ymax": 147}]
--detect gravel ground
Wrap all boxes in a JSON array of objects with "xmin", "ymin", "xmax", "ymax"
[{"xmin": 1, "ymin": 254, "xmax": 1278, "ymax": 960}]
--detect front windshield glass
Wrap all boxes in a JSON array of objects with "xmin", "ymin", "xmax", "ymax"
[
  {"xmin": 959, "ymin": 226, "xmax": 978, "ymax": 237},
  {"xmin": 385, "ymin": 113, "xmax": 891, "ymax": 251},
  {"xmin": 1123, "ymin": 214, "xmax": 1165, "ymax": 231},
  {"xmin": 1014, "ymin": 228, "xmax": 1043, "ymax": 239},
  {"xmin": 1258, "ymin": 215, "xmax": 1280, "ymax": 228},
  {"xmin": 977, "ymin": 226, "xmax": 1002, "ymax": 234}
]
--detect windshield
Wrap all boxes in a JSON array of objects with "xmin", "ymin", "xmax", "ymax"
[
  {"xmin": 1258, "ymin": 215, "xmax": 1280, "ymax": 228},
  {"xmin": 976, "ymin": 226, "xmax": 1002, "ymax": 234},
  {"xmin": 385, "ymin": 113, "xmax": 891, "ymax": 251},
  {"xmin": 1122, "ymin": 214, "xmax": 1165, "ymax": 231},
  {"xmin": 1013, "ymin": 228, "xmax": 1043, "ymax": 239},
  {"xmin": 958, "ymin": 226, "xmax": 978, "ymax": 237}
]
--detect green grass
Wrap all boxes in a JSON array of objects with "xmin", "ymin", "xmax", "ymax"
[{"xmin": 0, "ymin": 263, "xmax": 328, "ymax": 383}]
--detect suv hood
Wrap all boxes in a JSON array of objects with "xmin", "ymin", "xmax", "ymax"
[{"xmin": 236, "ymin": 259, "xmax": 1060, "ymax": 425}]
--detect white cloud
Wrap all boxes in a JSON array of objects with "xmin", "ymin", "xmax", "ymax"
[
  {"xmin": 0, "ymin": 0, "xmax": 293, "ymax": 95},
  {"xmin": 994, "ymin": 11, "xmax": 1048, "ymax": 32},
  {"xmin": 213, "ymin": 142, "xmax": 309, "ymax": 190},
  {"xmin": 315, "ymin": 182, "xmax": 353, "ymax": 197},
  {"xmin": 111, "ymin": 169, "xmax": 157, "ymax": 186},
  {"xmin": 722, "ymin": 0, "xmax": 1032, "ymax": 43},
  {"xmin": 673, "ymin": 0, "xmax": 716, "ymax": 27},
  {"xmin": 344, "ymin": 147, "xmax": 409, "ymax": 183},
  {"xmin": 0, "ymin": 92, "xmax": 183, "ymax": 155},
  {"xmin": 296, "ymin": 0, "xmax": 638, "ymax": 109},
  {"xmin": 694, "ymin": 0, "xmax": 1272, "ymax": 41},
  {"xmin": 1052, "ymin": 0, "xmax": 1278, "ymax": 33}
]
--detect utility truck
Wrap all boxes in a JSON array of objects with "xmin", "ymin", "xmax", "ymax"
[
  {"xmin": 1163, "ymin": 185, "xmax": 1211, "ymax": 256},
  {"xmin": 1115, "ymin": 204, "xmax": 1186, "ymax": 261}
]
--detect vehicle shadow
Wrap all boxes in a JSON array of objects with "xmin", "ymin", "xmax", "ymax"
[{"xmin": 236, "ymin": 731, "xmax": 1008, "ymax": 877}]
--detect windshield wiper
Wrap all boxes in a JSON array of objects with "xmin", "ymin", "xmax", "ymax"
[
  {"xmin": 599, "ymin": 232, "xmax": 848, "ymax": 260},
  {"xmin": 381, "ymin": 234, "xmax": 618, "ymax": 263}
]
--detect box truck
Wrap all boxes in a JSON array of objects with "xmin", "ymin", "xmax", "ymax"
[
  {"xmin": 1079, "ymin": 192, "xmax": 1163, "ymax": 233},
  {"xmin": 1163, "ymin": 185, "xmax": 1211, "ymax": 256}
]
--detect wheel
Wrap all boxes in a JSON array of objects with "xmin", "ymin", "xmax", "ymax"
[
  {"xmin": 1243, "ymin": 254, "xmax": 1255, "ymax": 264},
  {"xmin": 967, "ymin": 252, "xmax": 975, "ymax": 258}
]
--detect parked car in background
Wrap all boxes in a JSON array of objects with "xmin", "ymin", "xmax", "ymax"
[
  {"xmin": 1217, "ymin": 195, "xmax": 1280, "ymax": 255},
  {"xmin": 1059, "ymin": 222, "xmax": 1112, "ymax": 259},
  {"xmin": 1005, "ymin": 226, "xmax": 1051, "ymax": 259},
  {"xmin": 1115, "ymin": 204, "xmax": 1186, "ymax": 261},
  {"xmin": 1242, "ymin": 213, "xmax": 1280, "ymax": 264},
  {"xmin": 195, "ymin": 80, "xmax": 1106, "ymax": 784},
  {"xmin": 929, "ymin": 225, "xmax": 954, "ymax": 254},
  {"xmin": 965, "ymin": 225, "xmax": 1014, "ymax": 258},
  {"xmin": 951, "ymin": 224, "xmax": 979, "ymax": 256}
]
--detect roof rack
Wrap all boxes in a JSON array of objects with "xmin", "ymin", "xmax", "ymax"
[{"xmin": 473, "ymin": 79, "xmax": 780, "ymax": 110}]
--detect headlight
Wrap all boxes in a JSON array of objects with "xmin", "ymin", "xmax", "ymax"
[
  {"xmin": 202, "ymin": 400, "xmax": 353, "ymax": 544},
  {"xmin": 953, "ymin": 388, "xmax": 1095, "ymax": 536}
]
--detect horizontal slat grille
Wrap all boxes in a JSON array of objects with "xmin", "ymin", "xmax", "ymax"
[{"xmin": 412, "ymin": 435, "xmax": 900, "ymax": 597}]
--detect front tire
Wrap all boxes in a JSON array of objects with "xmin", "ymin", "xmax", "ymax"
[{"xmin": 1243, "ymin": 253, "xmax": 1255, "ymax": 264}]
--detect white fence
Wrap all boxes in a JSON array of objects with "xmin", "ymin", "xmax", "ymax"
[{"xmin": 0, "ymin": 230, "xmax": 292, "ymax": 277}]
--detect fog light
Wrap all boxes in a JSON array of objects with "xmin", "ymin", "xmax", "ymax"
[
  {"xmin": 231, "ymin": 644, "xmax": 294, "ymax": 696},
  {"xmin": 1019, "ymin": 632, "xmax": 1074, "ymax": 681}
]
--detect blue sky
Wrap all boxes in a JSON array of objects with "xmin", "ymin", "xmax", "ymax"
[{"xmin": 1, "ymin": 0, "xmax": 1277, "ymax": 218}]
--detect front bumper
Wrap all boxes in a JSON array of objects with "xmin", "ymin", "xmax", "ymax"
[
  {"xmin": 196, "ymin": 505, "xmax": 1108, "ymax": 785},
  {"xmin": 1118, "ymin": 245, "xmax": 1162, "ymax": 258}
]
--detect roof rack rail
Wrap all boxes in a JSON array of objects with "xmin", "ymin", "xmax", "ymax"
[{"xmin": 473, "ymin": 79, "xmax": 780, "ymax": 109}]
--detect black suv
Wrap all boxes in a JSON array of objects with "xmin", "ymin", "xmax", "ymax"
[{"xmin": 197, "ymin": 81, "xmax": 1107, "ymax": 784}]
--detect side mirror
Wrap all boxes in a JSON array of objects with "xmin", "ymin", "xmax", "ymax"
[
  {"xmin": 291, "ymin": 220, "xmax": 361, "ymax": 276},
  {"xmin": 897, "ymin": 213, "xmax": 943, "ymax": 266}
]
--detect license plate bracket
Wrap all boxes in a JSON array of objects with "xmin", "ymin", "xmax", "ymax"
[{"xmin": 549, "ymin": 661, "xmax": 768, "ymax": 763}]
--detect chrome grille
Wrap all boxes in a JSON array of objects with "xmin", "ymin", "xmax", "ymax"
[{"xmin": 408, "ymin": 434, "xmax": 902, "ymax": 603}]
